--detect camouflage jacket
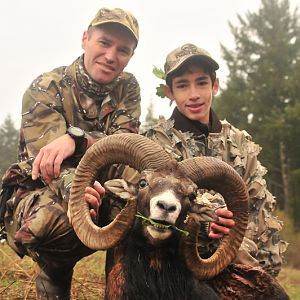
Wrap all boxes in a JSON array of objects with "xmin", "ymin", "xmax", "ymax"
[
  {"xmin": 141, "ymin": 117, "xmax": 287, "ymax": 277},
  {"xmin": 3, "ymin": 55, "xmax": 141, "ymax": 204}
]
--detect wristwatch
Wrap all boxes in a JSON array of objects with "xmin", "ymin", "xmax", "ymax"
[{"xmin": 67, "ymin": 126, "xmax": 87, "ymax": 157}]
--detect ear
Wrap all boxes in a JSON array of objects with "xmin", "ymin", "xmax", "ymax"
[
  {"xmin": 163, "ymin": 84, "xmax": 174, "ymax": 100},
  {"xmin": 212, "ymin": 78, "xmax": 219, "ymax": 96},
  {"xmin": 81, "ymin": 31, "xmax": 88, "ymax": 50},
  {"xmin": 104, "ymin": 179, "xmax": 137, "ymax": 200}
]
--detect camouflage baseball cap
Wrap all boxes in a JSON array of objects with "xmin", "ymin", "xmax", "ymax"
[
  {"xmin": 164, "ymin": 43, "xmax": 219, "ymax": 79},
  {"xmin": 89, "ymin": 7, "xmax": 139, "ymax": 42}
]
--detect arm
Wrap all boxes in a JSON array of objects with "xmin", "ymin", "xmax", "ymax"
[
  {"xmin": 21, "ymin": 74, "xmax": 70, "ymax": 184},
  {"xmin": 28, "ymin": 71, "xmax": 141, "ymax": 185}
]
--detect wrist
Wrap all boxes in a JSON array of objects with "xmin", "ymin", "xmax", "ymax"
[{"xmin": 67, "ymin": 126, "xmax": 88, "ymax": 157}]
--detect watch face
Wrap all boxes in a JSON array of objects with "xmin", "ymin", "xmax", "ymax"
[{"xmin": 68, "ymin": 126, "xmax": 84, "ymax": 138}]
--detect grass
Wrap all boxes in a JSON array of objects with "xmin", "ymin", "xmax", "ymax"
[
  {"xmin": 278, "ymin": 267, "xmax": 300, "ymax": 300},
  {"xmin": 0, "ymin": 243, "xmax": 106, "ymax": 299},
  {"xmin": 1, "ymin": 241, "xmax": 300, "ymax": 299}
]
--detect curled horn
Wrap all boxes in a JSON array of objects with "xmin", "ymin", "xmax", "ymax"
[
  {"xmin": 179, "ymin": 157, "xmax": 249, "ymax": 280},
  {"xmin": 68, "ymin": 133, "xmax": 173, "ymax": 250}
]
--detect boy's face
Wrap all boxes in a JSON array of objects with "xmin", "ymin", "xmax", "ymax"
[{"xmin": 164, "ymin": 65, "xmax": 219, "ymax": 124}]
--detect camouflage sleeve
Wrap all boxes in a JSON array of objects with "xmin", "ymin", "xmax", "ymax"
[
  {"xmin": 21, "ymin": 75, "xmax": 67, "ymax": 158},
  {"xmin": 214, "ymin": 122, "xmax": 288, "ymax": 276},
  {"xmin": 19, "ymin": 74, "xmax": 75, "ymax": 200}
]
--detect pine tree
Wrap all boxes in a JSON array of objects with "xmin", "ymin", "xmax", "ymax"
[
  {"xmin": 0, "ymin": 115, "xmax": 18, "ymax": 180},
  {"xmin": 140, "ymin": 100, "xmax": 158, "ymax": 133},
  {"xmin": 214, "ymin": 0, "xmax": 300, "ymax": 215}
]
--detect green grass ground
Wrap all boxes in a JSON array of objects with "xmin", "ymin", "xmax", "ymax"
[{"xmin": 0, "ymin": 244, "xmax": 105, "ymax": 299}]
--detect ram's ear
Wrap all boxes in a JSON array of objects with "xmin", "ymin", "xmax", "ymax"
[{"xmin": 104, "ymin": 179, "xmax": 137, "ymax": 200}]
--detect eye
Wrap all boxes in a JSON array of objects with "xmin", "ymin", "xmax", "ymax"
[
  {"xmin": 188, "ymin": 193, "xmax": 197, "ymax": 201},
  {"xmin": 139, "ymin": 179, "xmax": 148, "ymax": 189}
]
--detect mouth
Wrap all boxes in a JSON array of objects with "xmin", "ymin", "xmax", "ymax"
[
  {"xmin": 186, "ymin": 103, "xmax": 204, "ymax": 113},
  {"xmin": 136, "ymin": 212, "xmax": 189, "ymax": 236},
  {"xmin": 97, "ymin": 62, "xmax": 116, "ymax": 72}
]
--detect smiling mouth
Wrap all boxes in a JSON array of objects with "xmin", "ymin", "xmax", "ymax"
[
  {"xmin": 97, "ymin": 62, "xmax": 116, "ymax": 72},
  {"xmin": 186, "ymin": 103, "xmax": 204, "ymax": 113}
]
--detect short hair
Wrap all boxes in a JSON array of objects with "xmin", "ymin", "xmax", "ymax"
[{"xmin": 166, "ymin": 57, "xmax": 217, "ymax": 89}]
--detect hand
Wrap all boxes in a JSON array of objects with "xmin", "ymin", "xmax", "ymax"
[
  {"xmin": 85, "ymin": 181, "xmax": 106, "ymax": 220},
  {"xmin": 208, "ymin": 208, "xmax": 235, "ymax": 239},
  {"xmin": 32, "ymin": 134, "xmax": 76, "ymax": 184}
]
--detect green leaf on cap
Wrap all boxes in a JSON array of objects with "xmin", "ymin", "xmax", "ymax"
[
  {"xmin": 153, "ymin": 66, "xmax": 166, "ymax": 80},
  {"xmin": 156, "ymin": 84, "xmax": 166, "ymax": 98},
  {"xmin": 153, "ymin": 66, "xmax": 166, "ymax": 99}
]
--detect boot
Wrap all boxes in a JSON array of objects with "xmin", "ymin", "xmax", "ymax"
[{"xmin": 35, "ymin": 266, "xmax": 73, "ymax": 300}]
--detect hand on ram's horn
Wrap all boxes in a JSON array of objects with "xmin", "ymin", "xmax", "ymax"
[
  {"xmin": 84, "ymin": 180, "xmax": 106, "ymax": 221},
  {"xmin": 208, "ymin": 208, "xmax": 235, "ymax": 239}
]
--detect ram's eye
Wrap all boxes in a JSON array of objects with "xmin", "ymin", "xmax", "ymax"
[
  {"xmin": 188, "ymin": 193, "xmax": 197, "ymax": 201},
  {"xmin": 139, "ymin": 179, "xmax": 148, "ymax": 188}
]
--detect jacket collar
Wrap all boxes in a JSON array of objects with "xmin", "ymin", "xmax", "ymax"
[{"xmin": 170, "ymin": 107, "xmax": 222, "ymax": 136}]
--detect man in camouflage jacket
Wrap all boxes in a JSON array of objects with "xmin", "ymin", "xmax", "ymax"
[{"xmin": 1, "ymin": 7, "xmax": 141, "ymax": 299}]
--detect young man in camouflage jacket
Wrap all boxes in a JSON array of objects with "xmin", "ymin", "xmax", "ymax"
[
  {"xmin": 87, "ymin": 43, "xmax": 288, "ymax": 279},
  {"xmin": 1, "ymin": 7, "xmax": 141, "ymax": 299},
  {"xmin": 150, "ymin": 43, "xmax": 288, "ymax": 276}
]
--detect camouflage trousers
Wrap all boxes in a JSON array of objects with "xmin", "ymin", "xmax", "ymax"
[{"xmin": 4, "ymin": 186, "xmax": 94, "ymax": 278}]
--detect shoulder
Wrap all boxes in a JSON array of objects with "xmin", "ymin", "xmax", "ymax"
[
  {"xmin": 25, "ymin": 65, "xmax": 67, "ymax": 95},
  {"xmin": 209, "ymin": 120, "xmax": 262, "ymax": 170},
  {"xmin": 211, "ymin": 119, "xmax": 260, "ymax": 150},
  {"xmin": 220, "ymin": 120, "xmax": 253, "ymax": 141},
  {"xmin": 116, "ymin": 71, "xmax": 140, "ymax": 90}
]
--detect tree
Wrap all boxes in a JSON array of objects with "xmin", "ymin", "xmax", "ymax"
[
  {"xmin": 140, "ymin": 100, "xmax": 159, "ymax": 133},
  {"xmin": 214, "ymin": 0, "xmax": 300, "ymax": 217},
  {"xmin": 0, "ymin": 115, "xmax": 18, "ymax": 180}
]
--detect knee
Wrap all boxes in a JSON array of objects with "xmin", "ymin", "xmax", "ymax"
[{"xmin": 15, "ymin": 199, "xmax": 72, "ymax": 247}]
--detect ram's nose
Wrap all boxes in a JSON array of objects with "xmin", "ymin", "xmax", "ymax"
[{"xmin": 156, "ymin": 200, "xmax": 177, "ymax": 213}]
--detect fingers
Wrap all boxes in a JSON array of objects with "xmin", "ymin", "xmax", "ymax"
[
  {"xmin": 85, "ymin": 181, "xmax": 106, "ymax": 220},
  {"xmin": 209, "ymin": 222, "xmax": 230, "ymax": 238},
  {"xmin": 90, "ymin": 209, "xmax": 97, "ymax": 220},
  {"xmin": 208, "ymin": 208, "xmax": 235, "ymax": 239},
  {"xmin": 32, "ymin": 151, "xmax": 43, "ymax": 180},
  {"xmin": 32, "ymin": 148, "xmax": 61, "ymax": 183},
  {"xmin": 85, "ymin": 183, "xmax": 105, "ymax": 212},
  {"xmin": 53, "ymin": 153, "xmax": 64, "ymax": 179},
  {"xmin": 208, "ymin": 226, "xmax": 225, "ymax": 239},
  {"xmin": 93, "ymin": 181, "xmax": 105, "ymax": 198},
  {"xmin": 215, "ymin": 208, "xmax": 234, "ymax": 219},
  {"xmin": 31, "ymin": 134, "xmax": 75, "ymax": 184}
]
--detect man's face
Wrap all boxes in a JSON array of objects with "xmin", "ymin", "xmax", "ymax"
[
  {"xmin": 81, "ymin": 24, "xmax": 136, "ymax": 84},
  {"xmin": 164, "ymin": 66, "xmax": 219, "ymax": 124}
]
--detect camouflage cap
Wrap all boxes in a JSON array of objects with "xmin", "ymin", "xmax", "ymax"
[
  {"xmin": 89, "ymin": 7, "xmax": 139, "ymax": 43},
  {"xmin": 164, "ymin": 43, "xmax": 219, "ymax": 79}
]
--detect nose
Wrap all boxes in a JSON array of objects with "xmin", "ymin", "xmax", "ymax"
[
  {"xmin": 104, "ymin": 47, "xmax": 117, "ymax": 64},
  {"xmin": 157, "ymin": 200, "xmax": 177, "ymax": 213},
  {"xmin": 189, "ymin": 85, "xmax": 201, "ymax": 101}
]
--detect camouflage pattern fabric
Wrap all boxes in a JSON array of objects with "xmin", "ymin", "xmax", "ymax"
[
  {"xmin": 3, "ymin": 55, "xmax": 141, "ymax": 272},
  {"xmin": 142, "ymin": 117, "xmax": 288, "ymax": 277}
]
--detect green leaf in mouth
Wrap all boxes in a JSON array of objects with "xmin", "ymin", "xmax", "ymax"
[{"xmin": 135, "ymin": 212, "xmax": 189, "ymax": 236}]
